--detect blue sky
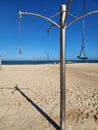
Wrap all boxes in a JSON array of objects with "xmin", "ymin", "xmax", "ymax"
[{"xmin": 0, "ymin": 0, "xmax": 98, "ymax": 60}]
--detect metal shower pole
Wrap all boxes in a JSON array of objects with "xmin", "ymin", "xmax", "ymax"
[{"xmin": 60, "ymin": 4, "xmax": 66, "ymax": 130}]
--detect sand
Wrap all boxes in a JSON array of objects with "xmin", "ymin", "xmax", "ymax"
[{"xmin": 0, "ymin": 63, "xmax": 98, "ymax": 130}]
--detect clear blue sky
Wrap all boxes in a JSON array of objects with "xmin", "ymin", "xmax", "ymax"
[{"xmin": 0, "ymin": 0, "xmax": 98, "ymax": 60}]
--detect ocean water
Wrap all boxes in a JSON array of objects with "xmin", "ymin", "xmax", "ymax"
[
  {"xmin": 1, "ymin": 60, "xmax": 98, "ymax": 65},
  {"xmin": 1, "ymin": 60, "xmax": 59, "ymax": 65}
]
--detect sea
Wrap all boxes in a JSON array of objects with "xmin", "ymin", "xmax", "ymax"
[{"xmin": 1, "ymin": 60, "xmax": 98, "ymax": 65}]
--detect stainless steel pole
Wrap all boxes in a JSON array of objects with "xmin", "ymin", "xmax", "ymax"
[{"xmin": 60, "ymin": 4, "xmax": 66, "ymax": 130}]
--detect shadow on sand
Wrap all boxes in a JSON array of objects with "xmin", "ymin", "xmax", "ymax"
[{"xmin": 15, "ymin": 85, "xmax": 60, "ymax": 130}]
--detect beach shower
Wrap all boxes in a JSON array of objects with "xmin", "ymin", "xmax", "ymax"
[{"xmin": 18, "ymin": 0, "xmax": 98, "ymax": 129}]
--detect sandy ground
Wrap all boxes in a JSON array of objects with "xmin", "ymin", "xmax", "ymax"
[{"xmin": 0, "ymin": 63, "xmax": 98, "ymax": 130}]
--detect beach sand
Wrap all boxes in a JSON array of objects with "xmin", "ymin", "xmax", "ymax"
[{"xmin": 0, "ymin": 64, "xmax": 98, "ymax": 130}]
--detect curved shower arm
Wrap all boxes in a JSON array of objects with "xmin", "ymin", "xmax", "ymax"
[
  {"xmin": 19, "ymin": 11, "xmax": 60, "ymax": 29},
  {"xmin": 66, "ymin": 10, "xmax": 98, "ymax": 29}
]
